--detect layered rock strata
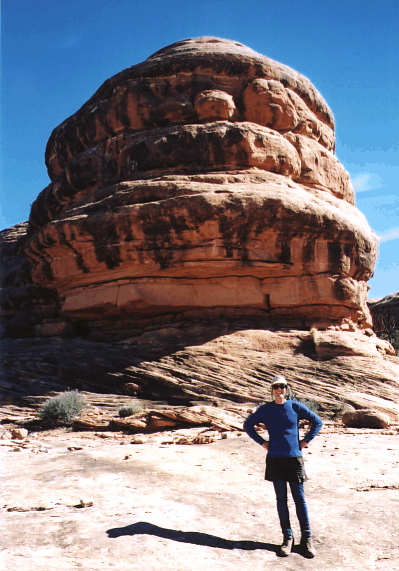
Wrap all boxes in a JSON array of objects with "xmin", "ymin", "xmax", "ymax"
[
  {"xmin": 0, "ymin": 224, "xmax": 58, "ymax": 338},
  {"xmin": 1, "ymin": 330, "xmax": 398, "ymax": 418},
  {"xmin": 24, "ymin": 37, "xmax": 378, "ymax": 336}
]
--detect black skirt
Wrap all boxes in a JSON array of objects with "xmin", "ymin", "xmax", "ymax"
[{"xmin": 265, "ymin": 455, "xmax": 308, "ymax": 483}]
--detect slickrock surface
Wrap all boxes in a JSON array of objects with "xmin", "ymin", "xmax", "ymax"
[
  {"xmin": 1, "ymin": 330, "xmax": 398, "ymax": 422},
  {"xmin": 1, "ymin": 426, "xmax": 399, "ymax": 570},
  {"xmin": 23, "ymin": 37, "xmax": 377, "ymax": 335}
]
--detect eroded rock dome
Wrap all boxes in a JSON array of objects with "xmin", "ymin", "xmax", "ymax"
[{"xmin": 25, "ymin": 37, "xmax": 378, "ymax": 338}]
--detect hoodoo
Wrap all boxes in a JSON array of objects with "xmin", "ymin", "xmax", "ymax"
[{"xmin": 24, "ymin": 37, "xmax": 377, "ymax": 339}]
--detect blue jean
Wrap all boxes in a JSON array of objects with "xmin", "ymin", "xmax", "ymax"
[{"xmin": 273, "ymin": 480, "xmax": 311, "ymax": 539}]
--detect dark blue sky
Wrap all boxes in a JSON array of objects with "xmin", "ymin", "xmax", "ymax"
[{"xmin": 1, "ymin": 0, "xmax": 398, "ymax": 297}]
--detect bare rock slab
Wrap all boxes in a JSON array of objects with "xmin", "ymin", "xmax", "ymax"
[{"xmin": 1, "ymin": 429, "xmax": 399, "ymax": 570}]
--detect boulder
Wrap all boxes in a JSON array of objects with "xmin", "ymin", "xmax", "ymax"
[
  {"xmin": 72, "ymin": 407, "xmax": 114, "ymax": 431},
  {"xmin": 2, "ymin": 38, "xmax": 395, "ymax": 415},
  {"xmin": 342, "ymin": 409, "xmax": 390, "ymax": 429},
  {"xmin": 344, "ymin": 391, "xmax": 399, "ymax": 423},
  {"xmin": 314, "ymin": 330, "xmax": 395, "ymax": 358},
  {"xmin": 11, "ymin": 428, "xmax": 28, "ymax": 440}
]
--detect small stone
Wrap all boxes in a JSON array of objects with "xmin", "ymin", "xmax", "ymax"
[
  {"xmin": 11, "ymin": 428, "xmax": 28, "ymax": 440},
  {"xmin": 78, "ymin": 499, "xmax": 93, "ymax": 508},
  {"xmin": 131, "ymin": 437, "xmax": 147, "ymax": 444}
]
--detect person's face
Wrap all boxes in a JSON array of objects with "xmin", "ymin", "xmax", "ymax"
[{"xmin": 272, "ymin": 383, "xmax": 287, "ymax": 400}]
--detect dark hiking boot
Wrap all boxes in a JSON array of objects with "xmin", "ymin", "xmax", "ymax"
[
  {"xmin": 279, "ymin": 535, "xmax": 294, "ymax": 557},
  {"xmin": 300, "ymin": 536, "xmax": 316, "ymax": 558}
]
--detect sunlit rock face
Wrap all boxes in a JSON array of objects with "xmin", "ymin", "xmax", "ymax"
[{"xmin": 25, "ymin": 37, "xmax": 377, "ymax": 337}]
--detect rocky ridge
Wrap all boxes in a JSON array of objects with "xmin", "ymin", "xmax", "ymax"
[{"xmin": 368, "ymin": 292, "xmax": 399, "ymax": 333}]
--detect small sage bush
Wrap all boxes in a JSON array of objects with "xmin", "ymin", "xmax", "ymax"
[
  {"xmin": 297, "ymin": 397, "xmax": 319, "ymax": 414},
  {"xmin": 291, "ymin": 391, "xmax": 319, "ymax": 414},
  {"xmin": 39, "ymin": 390, "xmax": 86, "ymax": 425},
  {"xmin": 118, "ymin": 402, "xmax": 143, "ymax": 418},
  {"xmin": 379, "ymin": 331, "xmax": 399, "ymax": 354}
]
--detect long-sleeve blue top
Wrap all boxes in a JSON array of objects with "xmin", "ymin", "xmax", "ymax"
[{"xmin": 243, "ymin": 400, "xmax": 323, "ymax": 457}]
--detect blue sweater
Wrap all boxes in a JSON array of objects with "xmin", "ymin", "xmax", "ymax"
[{"xmin": 244, "ymin": 400, "xmax": 322, "ymax": 457}]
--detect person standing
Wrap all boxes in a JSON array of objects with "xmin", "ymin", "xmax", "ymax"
[{"xmin": 244, "ymin": 375, "xmax": 322, "ymax": 558}]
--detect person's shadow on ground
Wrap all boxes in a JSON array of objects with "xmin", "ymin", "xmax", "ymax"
[{"xmin": 106, "ymin": 521, "xmax": 278, "ymax": 553}]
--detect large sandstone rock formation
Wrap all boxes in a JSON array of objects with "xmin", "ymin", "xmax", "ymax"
[
  {"xmin": 2, "ymin": 38, "xmax": 397, "ymax": 417},
  {"xmin": 23, "ymin": 37, "xmax": 377, "ymax": 339}
]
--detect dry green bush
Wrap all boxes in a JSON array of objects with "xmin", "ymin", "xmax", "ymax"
[{"xmin": 39, "ymin": 390, "xmax": 86, "ymax": 425}]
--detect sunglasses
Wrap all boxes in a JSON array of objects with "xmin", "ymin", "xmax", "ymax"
[{"xmin": 272, "ymin": 384, "xmax": 287, "ymax": 390}]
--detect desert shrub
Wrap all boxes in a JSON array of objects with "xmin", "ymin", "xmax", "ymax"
[
  {"xmin": 373, "ymin": 307, "xmax": 398, "ymax": 354},
  {"xmin": 39, "ymin": 390, "xmax": 86, "ymax": 425},
  {"xmin": 118, "ymin": 402, "xmax": 143, "ymax": 418},
  {"xmin": 378, "ymin": 331, "xmax": 399, "ymax": 354},
  {"xmin": 291, "ymin": 391, "xmax": 319, "ymax": 414}
]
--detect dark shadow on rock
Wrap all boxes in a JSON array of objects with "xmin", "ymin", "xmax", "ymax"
[
  {"xmin": 294, "ymin": 337, "xmax": 317, "ymax": 358},
  {"xmin": 106, "ymin": 521, "xmax": 277, "ymax": 552}
]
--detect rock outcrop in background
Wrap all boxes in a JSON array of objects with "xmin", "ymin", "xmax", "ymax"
[
  {"xmin": 0, "ymin": 223, "xmax": 58, "ymax": 339},
  {"xmin": 1, "ymin": 38, "xmax": 397, "ymax": 414},
  {"xmin": 368, "ymin": 292, "xmax": 399, "ymax": 351}
]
